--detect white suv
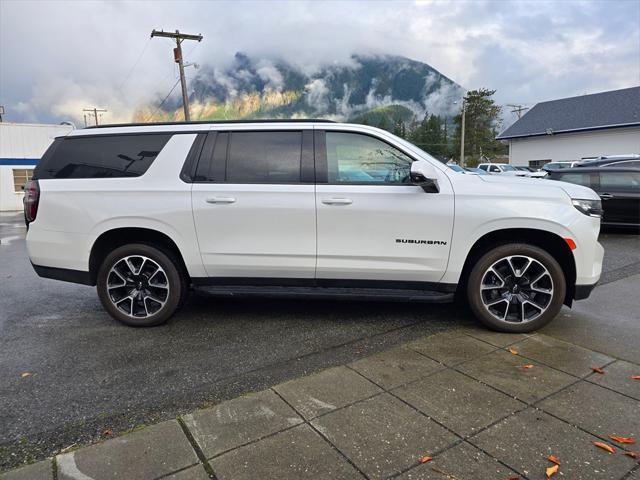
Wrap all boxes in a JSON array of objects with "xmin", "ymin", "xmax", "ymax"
[{"xmin": 24, "ymin": 121, "xmax": 604, "ymax": 332}]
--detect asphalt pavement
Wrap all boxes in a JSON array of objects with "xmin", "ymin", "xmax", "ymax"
[{"xmin": 1, "ymin": 211, "xmax": 638, "ymax": 470}]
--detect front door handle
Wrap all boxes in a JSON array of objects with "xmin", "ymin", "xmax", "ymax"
[
  {"xmin": 322, "ymin": 198, "xmax": 353, "ymax": 205},
  {"xmin": 599, "ymin": 193, "xmax": 614, "ymax": 200},
  {"xmin": 206, "ymin": 197, "xmax": 236, "ymax": 204}
]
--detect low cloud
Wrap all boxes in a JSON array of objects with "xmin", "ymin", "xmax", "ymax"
[{"xmin": 1, "ymin": 0, "xmax": 638, "ymax": 124}]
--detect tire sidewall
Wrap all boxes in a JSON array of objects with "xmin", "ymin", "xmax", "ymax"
[
  {"xmin": 97, "ymin": 243, "xmax": 182, "ymax": 327},
  {"xmin": 467, "ymin": 243, "xmax": 566, "ymax": 333}
]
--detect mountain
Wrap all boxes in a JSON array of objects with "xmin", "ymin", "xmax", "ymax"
[{"xmin": 133, "ymin": 53, "xmax": 464, "ymax": 125}]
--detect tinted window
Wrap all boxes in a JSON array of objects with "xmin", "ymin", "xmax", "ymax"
[
  {"xmin": 557, "ymin": 172, "xmax": 594, "ymax": 188},
  {"xmin": 603, "ymin": 160, "xmax": 640, "ymax": 169},
  {"xmin": 326, "ymin": 132, "xmax": 413, "ymax": 184},
  {"xmin": 489, "ymin": 165, "xmax": 500, "ymax": 172},
  {"xmin": 34, "ymin": 134, "xmax": 171, "ymax": 179},
  {"xmin": 226, "ymin": 131, "xmax": 302, "ymax": 183},
  {"xmin": 478, "ymin": 165, "xmax": 488, "ymax": 171},
  {"xmin": 599, "ymin": 172, "xmax": 640, "ymax": 191}
]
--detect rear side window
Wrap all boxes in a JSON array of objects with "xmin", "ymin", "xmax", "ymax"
[
  {"xmin": 226, "ymin": 131, "xmax": 302, "ymax": 183},
  {"xmin": 599, "ymin": 172, "xmax": 640, "ymax": 191},
  {"xmin": 34, "ymin": 134, "xmax": 171, "ymax": 179}
]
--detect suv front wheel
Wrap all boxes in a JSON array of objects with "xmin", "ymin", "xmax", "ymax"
[
  {"xmin": 97, "ymin": 244, "xmax": 185, "ymax": 327},
  {"xmin": 467, "ymin": 243, "xmax": 566, "ymax": 333}
]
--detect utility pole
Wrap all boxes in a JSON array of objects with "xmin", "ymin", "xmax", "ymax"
[
  {"xmin": 83, "ymin": 107, "xmax": 107, "ymax": 126},
  {"xmin": 459, "ymin": 100, "xmax": 466, "ymax": 167},
  {"xmin": 151, "ymin": 29, "xmax": 203, "ymax": 122},
  {"xmin": 507, "ymin": 104, "xmax": 529, "ymax": 119}
]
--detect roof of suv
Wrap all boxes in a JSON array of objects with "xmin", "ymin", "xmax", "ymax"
[
  {"xmin": 84, "ymin": 119, "xmax": 335, "ymax": 129},
  {"xmin": 550, "ymin": 166, "xmax": 640, "ymax": 174}
]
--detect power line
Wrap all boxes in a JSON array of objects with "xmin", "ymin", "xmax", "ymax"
[
  {"xmin": 116, "ymin": 38, "xmax": 151, "ymax": 95},
  {"xmin": 506, "ymin": 104, "xmax": 530, "ymax": 119},
  {"xmin": 145, "ymin": 78, "xmax": 181, "ymax": 122},
  {"xmin": 83, "ymin": 107, "xmax": 107, "ymax": 126}
]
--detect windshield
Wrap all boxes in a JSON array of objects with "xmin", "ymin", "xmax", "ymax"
[
  {"xmin": 447, "ymin": 164, "xmax": 465, "ymax": 172},
  {"xmin": 501, "ymin": 165, "xmax": 516, "ymax": 171}
]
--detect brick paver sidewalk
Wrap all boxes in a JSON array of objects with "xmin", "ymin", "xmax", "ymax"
[{"xmin": 3, "ymin": 327, "xmax": 639, "ymax": 480}]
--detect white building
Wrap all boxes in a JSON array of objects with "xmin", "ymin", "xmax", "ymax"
[
  {"xmin": 498, "ymin": 87, "xmax": 640, "ymax": 168},
  {"xmin": 0, "ymin": 122, "xmax": 73, "ymax": 211}
]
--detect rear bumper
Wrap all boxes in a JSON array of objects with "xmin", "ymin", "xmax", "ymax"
[
  {"xmin": 574, "ymin": 282, "xmax": 597, "ymax": 301},
  {"xmin": 32, "ymin": 263, "xmax": 94, "ymax": 286}
]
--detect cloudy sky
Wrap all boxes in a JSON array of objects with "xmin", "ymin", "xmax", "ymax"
[{"xmin": 1, "ymin": 0, "xmax": 638, "ymax": 125}]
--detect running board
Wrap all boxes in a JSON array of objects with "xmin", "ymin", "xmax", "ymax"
[{"xmin": 195, "ymin": 285, "xmax": 455, "ymax": 303}]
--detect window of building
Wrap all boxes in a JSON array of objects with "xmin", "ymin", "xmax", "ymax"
[
  {"xmin": 529, "ymin": 159, "xmax": 551, "ymax": 169},
  {"xmin": 12, "ymin": 168, "xmax": 34, "ymax": 192}
]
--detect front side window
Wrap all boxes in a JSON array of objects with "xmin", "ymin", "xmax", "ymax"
[
  {"xmin": 557, "ymin": 172, "xmax": 595, "ymax": 188},
  {"xmin": 489, "ymin": 165, "xmax": 500, "ymax": 172},
  {"xmin": 34, "ymin": 134, "xmax": 171, "ymax": 179},
  {"xmin": 326, "ymin": 132, "xmax": 413, "ymax": 184},
  {"xmin": 226, "ymin": 131, "xmax": 302, "ymax": 183},
  {"xmin": 478, "ymin": 165, "xmax": 488, "ymax": 171}
]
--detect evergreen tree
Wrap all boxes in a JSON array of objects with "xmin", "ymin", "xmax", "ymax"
[{"xmin": 452, "ymin": 88, "xmax": 506, "ymax": 166}]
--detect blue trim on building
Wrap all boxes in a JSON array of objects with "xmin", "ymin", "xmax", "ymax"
[{"xmin": 0, "ymin": 158, "xmax": 39, "ymax": 166}]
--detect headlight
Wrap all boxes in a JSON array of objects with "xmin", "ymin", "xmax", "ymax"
[{"xmin": 572, "ymin": 198, "xmax": 602, "ymax": 218}]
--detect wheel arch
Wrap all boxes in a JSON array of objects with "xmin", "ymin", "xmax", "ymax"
[
  {"xmin": 457, "ymin": 228, "xmax": 577, "ymax": 306},
  {"xmin": 89, "ymin": 227, "xmax": 190, "ymax": 285}
]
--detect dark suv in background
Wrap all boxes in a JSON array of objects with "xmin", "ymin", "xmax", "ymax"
[{"xmin": 549, "ymin": 167, "xmax": 640, "ymax": 228}]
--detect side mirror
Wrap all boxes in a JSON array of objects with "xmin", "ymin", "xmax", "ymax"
[{"xmin": 410, "ymin": 161, "xmax": 439, "ymax": 193}]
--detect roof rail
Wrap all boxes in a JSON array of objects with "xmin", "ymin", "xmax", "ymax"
[{"xmin": 84, "ymin": 119, "xmax": 336, "ymax": 129}]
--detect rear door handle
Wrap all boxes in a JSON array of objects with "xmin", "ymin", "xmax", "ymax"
[
  {"xmin": 599, "ymin": 193, "xmax": 614, "ymax": 200},
  {"xmin": 206, "ymin": 196, "xmax": 236, "ymax": 204},
  {"xmin": 322, "ymin": 198, "xmax": 353, "ymax": 205}
]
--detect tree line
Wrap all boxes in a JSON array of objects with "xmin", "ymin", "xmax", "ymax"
[{"xmin": 360, "ymin": 88, "xmax": 507, "ymax": 166}]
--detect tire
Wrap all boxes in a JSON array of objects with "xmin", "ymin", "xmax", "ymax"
[
  {"xmin": 97, "ymin": 243, "xmax": 186, "ymax": 327},
  {"xmin": 466, "ymin": 243, "xmax": 566, "ymax": 333}
]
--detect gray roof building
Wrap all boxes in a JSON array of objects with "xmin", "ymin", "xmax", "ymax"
[{"xmin": 497, "ymin": 86, "xmax": 640, "ymax": 140}]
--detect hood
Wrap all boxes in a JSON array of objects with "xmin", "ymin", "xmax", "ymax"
[{"xmin": 478, "ymin": 175, "xmax": 600, "ymax": 200}]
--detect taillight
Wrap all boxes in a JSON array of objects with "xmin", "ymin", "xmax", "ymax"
[{"xmin": 24, "ymin": 179, "xmax": 40, "ymax": 225}]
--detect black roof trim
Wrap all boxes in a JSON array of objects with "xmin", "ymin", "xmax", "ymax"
[{"xmin": 84, "ymin": 119, "xmax": 336, "ymax": 129}]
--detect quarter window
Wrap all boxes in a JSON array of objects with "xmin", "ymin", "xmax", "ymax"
[
  {"xmin": 226, "ymin": 131, "xmax": 302, "ymax": 183},
  {"xmin": 34, "ymin": 134, "xmax": 171, "ymax": 179},
  {"xmin": 326, "ymin": 132, "xmax": 413, "ymax": 184}
]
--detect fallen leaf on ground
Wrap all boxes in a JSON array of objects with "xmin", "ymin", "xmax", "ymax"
[
  {"xmin": 547, "ymin": 454, "xmax": 561, "ymax": 465},
  {"xmin": 609, "ymin": 435, "xmax": 635, "ymax": 444},
  {"xmin": 623, "ymin": 451, "xmax": 639, "ymax": 459},
  {"xmin": 101, "ymin": 428, "xmax": 113, "ymax": 436},
  {"xmin": 546, "ymin": 464, "xmax": 559, "ymax": 478},
  {"xmin": 20, "ymin": 372, "xmax": 32, "ymax": 378},
  {"xmin": 631, "ymin": 375, "xmax": 640, "ymax": 380},
  {"xmin": 592, "ymin": 441, "xmax": 615, "ymax": 453},
  {"xmin": 507, "ymin": 347, "xmax": 518, "ymax": 355},
  {"xmin": 591, "ymin": 367, "xmax": 605, "ymax": 374},
  {"xmin": 522, "ymin": 364, "xmax": 535, "ymax": 369},
  {"xmin": 419, "ymin": 455, "xmax": 433, "ymax": 463}
]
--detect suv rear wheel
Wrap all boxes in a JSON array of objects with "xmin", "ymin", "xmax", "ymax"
[
  {"xmin": 467, "ymin": 243, "xmax": 566, "ymax": 333},
  {"xmin": 97, "ymin": 244, "xmax": 185, "ymax": 327}
]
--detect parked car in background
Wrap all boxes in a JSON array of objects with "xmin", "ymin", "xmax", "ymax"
[
  {"xmin": 25, "ymin": 120, "xmax": 604, "ymax": 332},
  {"xmin": 477, "ymin": 163, "xmax": 528, "ymax": 176},
  {"xmin": 548, "ymin": 167, "xmax": 640, "ymax": 228},
  {"xmin": 575, "ymin": 155, "xmax": 640, "ymax": 169},
  {"xmin": 464, "ymin": 167, "xmax": 489, "ymax": 175},
  {"xmin": 542, "ymin": 161, "xmax": 581, "ymax": 172},
  {"xmin": 446, "ymin": 163, "xmax": 466, "ymax": 173},
  {"xmin": 515, "ymin": 166, "xmax": 535, "ymax": 172}
]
